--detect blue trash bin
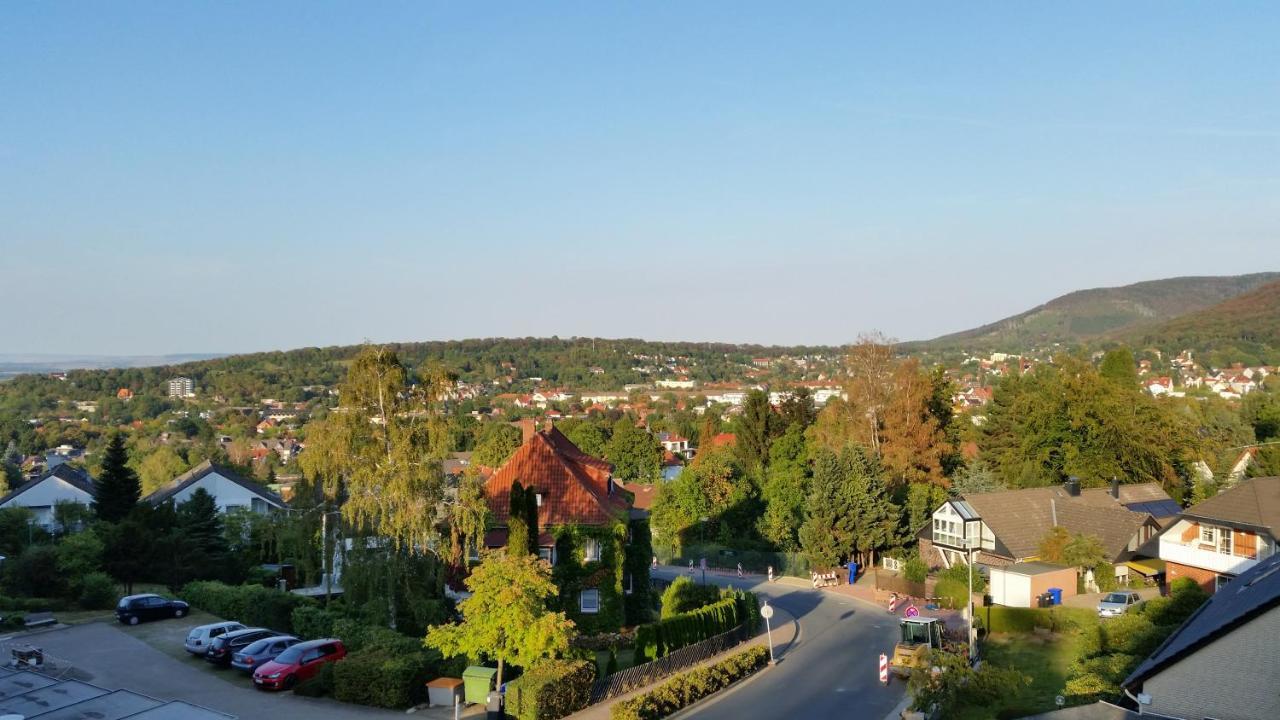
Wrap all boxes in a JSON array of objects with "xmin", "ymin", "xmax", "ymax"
[
  {"xmin": 847, "ymin": 561, "xmax": 858, "ymax": 584},
  {"xmin": 1047, "ymin": 587, "xmax": 1063, "ymax": 605}
]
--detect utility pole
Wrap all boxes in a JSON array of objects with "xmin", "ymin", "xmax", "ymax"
[{"xmin": 322, "ymin": 510, "xmax": 331, "ymax": 607}]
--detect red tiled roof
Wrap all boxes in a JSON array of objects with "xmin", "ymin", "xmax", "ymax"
[
  {"xmin": 623, "ymin": 482, "xmax": 658, "ymax": 511},
  {"xmin": 484, "ymin": 427, "xmax": 628, "ymax": 527},
  {"xmin": 710, "ymin": 433, "xmax": 737, "ymax": 447}
]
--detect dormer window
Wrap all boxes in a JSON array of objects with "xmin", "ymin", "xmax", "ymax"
[{"xmin": 535, "ymin": 493, "xmax": 542, "ymax": 507}]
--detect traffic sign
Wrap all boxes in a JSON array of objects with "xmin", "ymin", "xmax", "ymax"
[{"xmin": 760, "ymin": 603, "xmax": 774, "ymax": 620}]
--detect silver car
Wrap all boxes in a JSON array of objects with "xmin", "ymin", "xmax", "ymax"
[
  {"xmin": 231, "ymin": 635, "xmax": 301, "ymax": 673},
  {"xmin": 184, "ymin": 621, "xmax": 246, "ymax": 655},
  {"xmin": 1097, "ymin": 591, "xmax": 1142, "ymax": 617}
]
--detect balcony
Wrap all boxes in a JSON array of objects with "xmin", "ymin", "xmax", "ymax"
[{"xmin": 1159, "ymin": 537, "xmax": 1260, "ymax": 575}]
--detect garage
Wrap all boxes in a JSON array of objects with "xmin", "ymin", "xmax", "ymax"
[{"xmin": 989, "ymin": 562, "xmax": 1077, "ymax": 608}]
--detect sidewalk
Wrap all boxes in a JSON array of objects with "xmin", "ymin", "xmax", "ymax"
[{"xmin": 564, "ymin": 605, "xmax": 798, "ymax": 720}]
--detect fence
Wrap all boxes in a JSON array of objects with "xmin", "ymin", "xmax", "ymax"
[
  {"xmin": 873, "ymin": 568, "xmax": 927, "ymax": 598},
  {"xmin": 655, "ymin": 544, "xmax": 811, "ymax": 578},
  {"xmin": 587, "ymin": 624, "xmax": 746, "ymax": 704}
]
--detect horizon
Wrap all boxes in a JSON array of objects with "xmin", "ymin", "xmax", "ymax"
[{"xmin": 4, "ymin": 3, "xmax": 1279, "ymax": 355}]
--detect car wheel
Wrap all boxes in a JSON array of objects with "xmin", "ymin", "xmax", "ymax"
[
  {"xmin": 284, "ymin": 675, "xmax": 297, "ymax": 690},
  {"xmin": 174, "ymin": 608, "xmax": 186, "ymax": 618},
  {"xmin": 128, "ymin": 616, "xmax": 140, "ymax": 626}
]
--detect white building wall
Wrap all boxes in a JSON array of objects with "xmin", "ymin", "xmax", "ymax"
[
  {"xmin": 168, "ymin": 471, "xmax": 276, "ymax": 513},
  {"xmin": 0, "ymin": 477, "xmax": 94, "ymax": 529}
]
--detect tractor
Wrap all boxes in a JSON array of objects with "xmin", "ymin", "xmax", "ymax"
[{"xmin": 889, "ymin": 616, "xmax": 956, "ymax": 677}]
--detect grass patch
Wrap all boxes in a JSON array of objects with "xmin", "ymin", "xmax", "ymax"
[
  {"xmin": 952, "ymin": 632, "xmax": 1085, "ymax": 720},
  {"xmin": 594, "ymin": 647, "xmax": 636, "ymax": 676}
]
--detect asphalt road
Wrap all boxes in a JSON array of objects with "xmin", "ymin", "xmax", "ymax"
[{"xmin": 653, "ymin": 567, "xmax": 905, "ymax": 719}]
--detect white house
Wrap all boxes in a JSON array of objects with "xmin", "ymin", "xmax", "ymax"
[
  {"xmin": 145, "ymin": 460, "xmax": 285, "ymax": 514},
  {"xmin": 0, "ymin": 464, "xmax": 95, "ymax": 531}
]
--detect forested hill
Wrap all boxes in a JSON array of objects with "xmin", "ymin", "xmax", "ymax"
[
  {"xmin": 0, "ymin": 338, "xmax": 841, "ymax": 412},
  {"xmin": 909, "ymin": 272, "xmax": 1280, "ymax": 353},
  {"xmin": 1128, "ymin": 279, "xmax": 1280, "ymax": 366}
]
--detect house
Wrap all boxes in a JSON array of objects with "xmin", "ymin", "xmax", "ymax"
[
  {"xmin": 167, "ymin": 377, "xmax": 195, "ymax": 398},
  {"xmin": 1157, "ymin": 475, "xmax": 1280, "ymax": 594},
  {"xmin": 921, "ymin": 479, "xmax": 1171, "ymax": 587},
  {"xmin": 116, "ymin": 388, "xmax": 133, "ymax": 400},
  {"xmin": 482, "ymin": 423, "xmax": 633, "ymax": 631},
  {"xmin": 660, "ymin": 451, "xmax": 684, "ymax": 482},
  {"xmin": 145, "ymin": 460, "xmax": 285, "ymax": 514},
  {"xmin": 0, "ymin": 464, "xmax": 95, "ymax": 531},
  {"xmin": 655, "ymin": 432, "xmax": 692, "ymax": 458},
  {"xmin": 1122, "ymin": 552, "xmax": 1280, "ymax": 719}
]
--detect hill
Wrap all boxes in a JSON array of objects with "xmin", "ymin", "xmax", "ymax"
[
  {"xmin": 1129, "ymin": 279, "xmax": 1280, "ymax": 366},
  {"xmin": 909, "ymin": 273, "xmax": 1280, "ymax": 353}
]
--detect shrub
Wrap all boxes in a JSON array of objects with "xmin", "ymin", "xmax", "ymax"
[
  {"xmin": 0, "ymin": 613, "xmax": 25, "ymax": 630},
  {"xmin": 332, "ymin": 647, "xmax": 441, "ymax": 708},
  {"xmin": 78, "ymin": 572, "xmax": 117, "ymax": 610},
  {"xmin": 610, "ymin": 645, "xmax": 768, "ymax": 720},
  {"xmin": 291, "ymin": 604, "xmax": 340, "ymax": 640},
  {"xmin": 937, "ymin": 564, "xmax": 987, "ymax": 594},
  {"xmin": 976, "ymin": 606, "xmax": 1097, "ymax": 634},
  {"xmin": 659, "ymin": 576, "xmax": 720, "ymax": 618},
  {"xmin": 293, "ymin": 661, "xmax": 335, "ymax": 697},
  {"xmin": 904, "ymin": 556, "xmax": 928, "ymax": 584},
  {"xmin": 505, "ymin": 659, "xmax": 596, "ymax": 720},
  {"xmin": 331, "ymin": 617, "xmax": 421, "ymax": 654},
  {"xmin": 4, "ymin": 546, "xmax": 67, "ymax": 599},
  {"xmin": 934, "ymin": 578, "xmax": 969, "ymax": 610},
  {"xmin": 181, "ymin": 580, "xmax": 315, "ymax": 632},
  {"xmin": 605, "ymin": 648, "xmax": 619, "ymax": 676}
]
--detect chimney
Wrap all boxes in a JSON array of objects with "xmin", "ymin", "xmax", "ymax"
[
  {"xmin": 520, "ymin": 418, "xmax": 537, "ymax": 444},
  {"xmin": 1065, "ymin": 477, "xmax": 1081, "ymax": 497},
  {"xmin": 1110, "ymin": 477, "xmax": 1120, "ymax": 500}
]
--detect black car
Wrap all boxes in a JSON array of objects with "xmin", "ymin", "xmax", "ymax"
[
  {"xmin": 116, "ymin": 594, "xmax": 189, "ymax": 625},
  {"xmin": 205, "ymin": 628, "xmax": 274, "ymax": 666}
]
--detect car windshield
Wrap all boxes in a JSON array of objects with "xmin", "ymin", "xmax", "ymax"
[
  {"xmin": 274, "ymin": 646, "xmax": 305, "ymax": 664},
  {"xmin": 1103, "ymin": 593, "xmax": 1128, "ymax": 603}
]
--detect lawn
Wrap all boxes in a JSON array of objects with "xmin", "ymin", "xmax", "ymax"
[
  {"xmin": 594, "ymin": 647, "xmax": 636, "ymax": 676},
  {"xmin": 952, "ymin": 631, "xmax": 1084, "ymax": 720}
]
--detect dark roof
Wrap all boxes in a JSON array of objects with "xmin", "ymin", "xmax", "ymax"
[
  {"xmin": 961, "ymin": 483, "xmax": 1162, "ymax": 561},
  {"xmin": 1125, "ymin": 551, "xmax": 1280, "ymax": 689},
  {"xmin": 0, "ymin": 463, "xmax": 95, "ymax": 507},
  {"xmin": 484, "ymin": 427, "xmax": 627, "ymax": 527},
  {"xmin": 1022, "ymin": 702, "xmax": 1141, "ymax": 720},
  {"xmin": 1180, "ymin": 475, "xmax": 1280, "ymax": 534},
  {"xmin": 144, "ymin": 460, "xmax": 284, "ymax": 508},
  {"xmin": 999, "ymin": 561, "xmax": 1074, "ymax": 576}
]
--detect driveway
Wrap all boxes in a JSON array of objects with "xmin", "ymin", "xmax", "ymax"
[{"xmin": 11, "ymin": 618, "xmax": 406, "ymax": 720}]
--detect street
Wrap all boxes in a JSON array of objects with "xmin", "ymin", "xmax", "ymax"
[{"xmin": 651, "ymin": 567, "xmax": 905, "ymax": 719}]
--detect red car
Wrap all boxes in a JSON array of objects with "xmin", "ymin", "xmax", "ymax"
[{"xmin": 252, "ymin": 638, "xmax": 345, "ymax": 690}]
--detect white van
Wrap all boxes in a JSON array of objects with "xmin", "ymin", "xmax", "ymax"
[{"xmin": 184, "ymin": 621, "xmax": 246, "ymax": 655}]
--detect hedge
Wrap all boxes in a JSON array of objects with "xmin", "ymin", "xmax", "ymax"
[
  {"xmin": 636, "ymin": 597, "xmax": 739, "ymax": 662},
  {"xmin": 659, "ymin": 577, "xmax": 720, "ymax": 618},
  {"xmin": 181, "ymin": 581, "xmax": 314, "ymax": 633},
  {"xmin": 976, "ymin": 606, "xmax": 1097, "ymax": 634},
  {"xmin": 610, "ymin": 645, "xmax": 769, "ymax": 720},
  {"xmin": 290, "ymin": 604, "xmax": 340, "ymax": 640},
  {"xmin": 505, "ymin": 660, "xmax": 596, "ymax": 720},
  {"xmin": 293, "ymin": 662, "xmax": 335, "ymax": 697},
  {"xmin": 332, "ymin": 647, "xmax": 441, "ymax": 708}
]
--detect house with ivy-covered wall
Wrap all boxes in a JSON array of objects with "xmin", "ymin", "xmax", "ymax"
[{"xmin": 482, "ymin": 422, "xmax": 651, "ymax": 632}]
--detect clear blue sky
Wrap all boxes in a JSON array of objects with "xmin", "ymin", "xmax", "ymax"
[{"xmin": 3, "ymin": 2, "xmax": 1278, "ymax": 355}]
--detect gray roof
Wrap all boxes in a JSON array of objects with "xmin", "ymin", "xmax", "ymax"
[
  {"xmin": 1022, "ymin": 702, "xmax": 1141, "ymax": 719},
  {"xmin": 1125, "ymin": 551, "xmax": 1280, "ymax": 689},
  {"xmin": 144, "ymin": 460, "xmax": 284, "ymax": 508},
  {"xmin": 0, "ymin": 463, "xmax": 95, "ymax": 507},
  {"xmin": 1180, "ymin": 475, "xmax": 1280, "ymax": 534},
  {"xmin": 0, "ymin": 670, "xmax": 233, "ymax": 719}
]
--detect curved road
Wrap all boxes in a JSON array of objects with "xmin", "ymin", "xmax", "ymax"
[{"xmin": 652, "ymin": 567, "xmax": 904, "ymax": 719}]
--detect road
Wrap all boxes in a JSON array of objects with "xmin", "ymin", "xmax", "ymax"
[{"xmin": 652, "ymin": 567, "xmax": 904, "ymax": 719}]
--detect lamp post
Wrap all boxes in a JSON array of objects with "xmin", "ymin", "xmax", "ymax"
[{"xmin": 964, "ymin": 524, "xmax": 979, "ymax": 662}]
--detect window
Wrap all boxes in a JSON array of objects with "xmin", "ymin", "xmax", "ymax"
[
  {"xmin": 580, "ymin": 589, "xmax": 600, "ymax": 614},
  {"xmin": 1200, "ymin": 526, "xmax": 1216, "ymax": 544},
  {"xmin": 1218, "ymin": 531, "xmax": 1233, "ymax": 556},
  {"xmin": 538, "ymin": 547, "xmax": 555, "ymax": 565},
  {"xmin": 1214, "ymin": 574, "xmax": 1235, "ymax": 593},
  {"xmin": 584, "ymin": 538, "xmax": 602, "ymax": 562}
]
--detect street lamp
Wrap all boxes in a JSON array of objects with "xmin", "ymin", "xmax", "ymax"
[{"xmin": 963, "ymin": 522, "xmax": 980, "ymax": 662}]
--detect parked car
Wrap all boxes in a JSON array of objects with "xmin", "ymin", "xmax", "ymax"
[
  {"xmin": 253, "ymin": 638, "xmax": 347, "ymax": 690},
  {"xmin": 231, "ymin": 635, "xmax": 301, "ymax": 673},
  {"xmin": 1097, "ymin": 591, "xmax": 1143, "ymax": 617},
  {"xmin": 185, "ymin": 621, "xmax": 247, "ymax": 656},
  {"xmin": 116, "ymin": 594, "xmax": 189, "ymax": 625},
  {"xmin": 205, "ymin": 628, "xmax": 274, "ymax": 666}
]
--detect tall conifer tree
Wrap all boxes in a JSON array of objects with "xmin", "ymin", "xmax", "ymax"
[{"xmin": 93, "ymin": 433, "xmax": 141, "ymax": 522}]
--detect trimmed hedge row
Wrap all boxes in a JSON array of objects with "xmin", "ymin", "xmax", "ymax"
[
  {"xmin": 659, "ymin": 577, "xmax": 721, "ymax": 619},
  {"xmin": 636, "ymin": 598, "xmax": 739, "ymax": 662},
  {"xmin": 609, "ymin": 645, "xmax": 769, "ymax": 720},
  {"xmin": 505, "ymin": 660, "xmax": 596, "ymax": 720},
  {"xmin": 976, "ymin": 606, "xmax": 1096, "ymax": 634},
  {"xmin": 181, "ymin": 581, "xmax": 315, "ymax": 633},
  {"xmin": 332, "ymin": 647, "xmax": 441, "ymax": 709}
]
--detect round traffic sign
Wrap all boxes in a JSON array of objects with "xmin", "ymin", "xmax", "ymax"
[{"xmin": 760, "ymin": 603, "xmax": 774, "ymax": 619}]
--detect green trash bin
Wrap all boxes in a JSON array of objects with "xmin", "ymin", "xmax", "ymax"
[{"xmin": 463, "ymin": 666, "xmax": 498, "ymax": 705}]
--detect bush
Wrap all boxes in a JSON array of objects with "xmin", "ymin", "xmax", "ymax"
[
  {"xmin": 181, "ymin": 581, "xmax": 314, "ymax": 632},
  {"xmin": 332, "ymin": 617, "xmax": 422, "ymax": 654},
  {"xmin": 332, "ymin": 647, "xmax": 440, "ymax": 708},
  {"xmin": 937, "ymin": 564, "xmax": 987, "ymax": 594},
  {"xmin": 293, "ymin": 662, "xmax": 334, "ymax": 697},
  {"xmin": 505, "ymin": 659, "xmax": 596, "ymax": 720},
  {"xmin": 78, "ymin": 572, "xmax": 117, "ymax": 610},
  {"xmin": 291, "ymin": 604, "xmax": 341, "ymax": 640},
  {"xmin": 659, "ymin": 576, "xmax": 721, "ymax": 618},
  {"xmin": 904, "ymin": 556, "xmax": 928, "ymax": 584},
  {"xmin": 0, "ymin": 613, "xmax": 25, "ymax": 630},
  {"xmin": 610, "ymin": 645, "xmax": 768, "ymax": 720},
  {"xmin": 933, "ymin": 578, "xmax": 968, "ymax": 610},
  {"xmin": 4, "ymin": 546, "xmax": 67, "ymax": 599}
]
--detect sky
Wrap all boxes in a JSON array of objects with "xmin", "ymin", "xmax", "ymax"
[{"xmin": 2, "ymin": 2, "xmax": 1278, "ymax": 356}]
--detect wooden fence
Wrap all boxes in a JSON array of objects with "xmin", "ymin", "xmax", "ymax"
[{"xmin": 587, "ymin": 624, "xmax": 746, "ymax": 704}]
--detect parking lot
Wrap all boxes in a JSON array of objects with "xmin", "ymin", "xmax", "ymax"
[{"xmin": 11, "ymin": 613, "xmax": 406, "ymax": 720}]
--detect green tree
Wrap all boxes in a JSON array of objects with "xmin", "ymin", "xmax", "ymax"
[
  {"xmin": 606, "ymin": 417, "xmax": 661, "ymax": 484},
  {"xmin": 560, "ymin": 419, "xmax": 609, "ymax": 458},
  {"xmin": 779, "ymin": 387, "xmax": 817, "ymax": 430},
  {"xmin": 133, "ymin": 445, "xmax": 189, "ymax": 496},
  {"xmin": 950, "ymin": 460, "xmax": 1007, "ymax": 496},
  {"xmin": 757, "ymin": 424, "xmax": 808, "ymax": 551},
  {"xmin": 55, "ymin": 529, "xmax": 104, "ymax": 581},
  {"xmin": 93, "ymin": 433, "xmax": 141, "ymax": 522},
  {"xmin": 473, "ymin": 423, "xmax": 522, "ymax": 468},
  {"xmin": 735, "ymin": 390, "xmax": 776, "ymax": 470},
  {"xmin": 99, "ymin": 514, "xmax": 151, "ymax": 593},
  {"xmin": 508, "ymin": 481, "xmax": 530, "ymax": 556},
  {"xmin": 448, "ymin": 470, "xmax": 490, "ymax": 571},
  {"xmin": 1099, "ymin": 347, "xmax": 1138, "ymax": 386},
  {"xmin": 175, "ymin": 488, "xmax": 229, "ymax": 581},
  {"xmin": 424, "ymin": 551, "xmax": 575, "ymax": 693},
  {"xmin": 799, "ymin": 447, "xmax": 897, "ymax": 568}
]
